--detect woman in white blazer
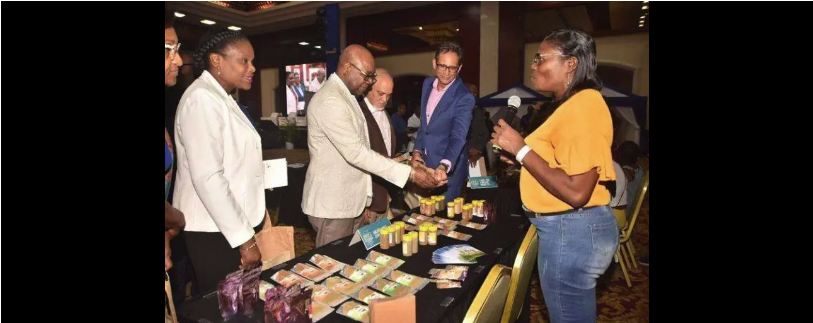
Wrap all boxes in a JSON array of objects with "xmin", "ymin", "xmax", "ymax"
[{"xmin": 172, "ymin": 30, "xmax": 263, "ymax": 292}]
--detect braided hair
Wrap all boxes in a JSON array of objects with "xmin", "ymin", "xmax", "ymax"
[{"xmin": 193, "ymin": 30, "xmax": 249, "ymax": 78}]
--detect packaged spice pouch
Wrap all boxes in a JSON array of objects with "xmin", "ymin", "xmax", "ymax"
[
  {"xmin": 271, "ymin": 270, "xmax": 314, "ymax": 288},
  {"xmin": 309, "ymin": 300, "xmax": 334, "ymax": 322},
  {"xmin": 428, "ymin": 269, "xmax": 467, "ymax": 281},
  {"xmin": 366, "ymin": 250, "xmax": 405, "ymax": 269},
  {"xmin": 371, "ymin": 278, "xmax": 412, "ymax": 297},
  {"xmin": 259, "ymin": 281, "xmax": 276, "ymax": 301},
  {"xmin": 291, "ymin": 263, "xmax": 332, "ymax": 283},
  {"xmin": 241, "ymin": 266, "xmax": 263, "ymax": 316},
  {"xmin": 310, "ymin": 254, "xmax": 348, "ymax": 274},
  {"xmin": 264, "ymin": 284, "xmax": 312, "ymax": 323},
  {"xmin": 336, "ymin": 301, "xmax": 370, "ymax": 323},
  {"xmin": 340, "ymin": 266, "xmax": 378, "ymax": 287},
  {"xmin": 324, "ymin": 276, "xmax": 364, "ymax": 296},
  {"xmin": 459, "ymin": 222, "xmax": 487, "ymax": 230},
  {"xmin": 440, "ymin": 230, "xmax": 472, "ymax": 241},
  {"xmin": 353, "ymin": 259, "xmax": 393, "ymax": 278},
  {"xmin": 436, "ymin": 281, "xmax": 462, "ymax": 289},
  {"xmin": 217, "ymin": 275, "xmax": 242, "ymax": 320},
  {"xmin": 349, "ymin": 287, "xmax": 389, "ymax": 304},
  {"xmin": 310, "ymin": 284, "xmax": 350, "ymax": 307},
  {"xmin": 386, "ymin": 270, "xmax": 429, "ymax": 291}
]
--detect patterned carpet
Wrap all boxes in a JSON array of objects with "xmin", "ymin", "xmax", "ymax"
[{"xmin": 289, "ymin": 196, "xmax": 649, "ymax": 323}]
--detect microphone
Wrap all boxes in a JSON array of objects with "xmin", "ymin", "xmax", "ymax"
[{"xmin": 493, "ymin": 95, "xmax": 521, "ymax": 154}]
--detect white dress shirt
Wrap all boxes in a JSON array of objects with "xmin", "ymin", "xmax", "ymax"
[
  {"xmin": 173, "ymin": 70, "xmax": 265, "ymax": 248},
  {"xmin": 309, "ymin": 78, "xmax": 323, "ymax": 93},
  {"xmin": 364, "ymin": 97, "xmax": 392, "ymax": 156},
  {"xmin": 286, "ymin": 85, "xmax": 298, "ymax": 115},
  {"xmin": 407, "ymin": 113, "xmax": 421, "ymax": 128}
]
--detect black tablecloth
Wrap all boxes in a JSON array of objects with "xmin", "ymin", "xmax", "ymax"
[{"xmin": 178, "ymin": 204, "xmax": 530, "ymax": 323}]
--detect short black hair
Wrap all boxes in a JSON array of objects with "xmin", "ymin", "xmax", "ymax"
[
  {"xmin": 193, "ymin": 29, "xmax": 249, "ymax": 78},
  {"xmin": 434, "ymin": 41, "xmax": 463, "ymax": 64},
  {"xmin": 165, "ymin": 10, "xmax": 175, "ymax": 30}
]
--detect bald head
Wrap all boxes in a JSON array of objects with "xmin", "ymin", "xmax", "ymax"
[
  {"xmin": 338, "ymin": 44, "xmax": 376, "ymax": 95},
  {"xmin": 366, "ymin": 68, "xmax": 393, "ymax": 111}
]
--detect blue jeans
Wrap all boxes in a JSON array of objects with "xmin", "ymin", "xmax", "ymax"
[{"xmin": 528, "ymin": 206, "xmax": 619, "ymax": 323}]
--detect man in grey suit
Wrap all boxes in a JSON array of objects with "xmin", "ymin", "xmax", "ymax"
[{"xmin": 302, "ymin": 45, "xmax": 444, "ymax": 247}]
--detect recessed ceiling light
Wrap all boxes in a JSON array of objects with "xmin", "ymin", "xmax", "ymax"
[
  {"xmin": 315, "ymin": 45, "xmax": 321, "ymax": 49},
  {"xmin": 228, "ymin": 26, "xmax": 241, "ymax": 31},
  {"xmin": 643, "ymin": 1, "xmax": 649, "ymax": 3},
  {"xmin": 456, "ymin": 28, "xmax": 459, "ymax": 32},
  {"xmin": 174, "ymin": 12, "xmax": 185, "ymax": 18},
  {"xmin": 640, "ymin": 15, "xmax": 646, "ymax": 19},
  {"xmin": 299, "ymin": 42, "xmax": 309, "ymax": 46},
  {"xmin": 419, "ymin": 26, "xmax": 423, "ymax": 30},
  {"xmin": 201, "ymin": 20, "xmax": 216, "ymax": 25},
  {"xmin": 642, "ymin": 5, "xmax": 648, "ymax": 10}
]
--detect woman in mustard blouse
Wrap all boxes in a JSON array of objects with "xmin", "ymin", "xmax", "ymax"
[{"xmin": 491, "ymin": 29, "xmax": 618, "ymax": 323}]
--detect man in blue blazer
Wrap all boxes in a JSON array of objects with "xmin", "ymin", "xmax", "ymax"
[{"xmin": 411, "ymin": 42, "xmax": 475, "ymax": 201}]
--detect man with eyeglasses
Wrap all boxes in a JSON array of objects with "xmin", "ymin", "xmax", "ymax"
[
  {"xmin": 303, "ymin": 45, "xmax": 445, "ymax": 247},
  {"xmin": 411, "ymin": 41, "xmax": 475, "ymax": 201}
]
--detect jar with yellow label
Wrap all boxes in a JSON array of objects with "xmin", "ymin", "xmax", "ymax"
[
  {"xmin": 447, "ymin": 202, "xmax": 455, "ymax": 218},
  {"xmin": 434, "ymin": 196, "xmax": 442, "ymax": 211},
  {"xmin": 428, "ymin": 226, "xmax": 438, "ymax": 245},
  {"xmin": 402, "ymin": 234, "xmax": 413, "ymax": 257},
  {"xmin": 387, "ymin": 226, "xmax": 395, "ymax": 246},
  {"xmin": 394, "ymin": 222, "xmax": 404, "ymax": 244},
  {"xmin": 410, "ymin": 231, "xmax": 419, "ymax": 253},
  {"xmin": 454, "ymin": 198, "xmax": 464, "ymax": 214},
  {"xmin": 461, "ymin": 205, "xmax": 472, "ymax": 224},
  {"xmin": 419, "ymin": 225, "xmax": 428, "ymax": 245},
  {"xmin": 379, "ymin": 227, "xmax": 389, "ymax": 249}
]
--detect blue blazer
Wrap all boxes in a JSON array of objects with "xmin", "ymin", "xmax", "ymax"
[{"xmin": 414, "ymin": 77, "xmax": 475, "ymax": 198}]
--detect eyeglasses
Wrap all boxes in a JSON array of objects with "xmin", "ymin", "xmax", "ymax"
[
  {"xmin": 165, "ymin": 43, "xmax": 181, "ymax": 62},
  {"xmin": 436, "ymin": 63, "xmax": 459, "ymax": 74},
  {"xmin": 533, "ymin": 53, "xmax": 566, "ymax": 65},
  {"xmin": 349, "ymin": 63, "xmax": 377, "ymax": 84}
]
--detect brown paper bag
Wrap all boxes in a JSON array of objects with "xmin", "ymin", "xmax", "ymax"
[
  {"xmin": 370, "ymin": 294, "xmax": 416, "ymax": 323},
  {"xmin": 165, "ymin": 273, "xmax": 178, "ymax": 323},
  {"xmin": 255, "ymin": 209, "xmax": 295, "ymax": 269}
]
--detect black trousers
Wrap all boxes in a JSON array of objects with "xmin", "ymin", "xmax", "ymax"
[{"xmin": 184, "ymin": 223, "xmax": 264, "ymax": 293}]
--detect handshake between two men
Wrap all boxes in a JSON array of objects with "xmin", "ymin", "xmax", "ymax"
[{"xmin": 405, "ymin": 151, "xmax": 448, "ymax": 189}]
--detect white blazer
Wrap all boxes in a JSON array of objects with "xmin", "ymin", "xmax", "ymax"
[
  {"xmin": 173, "ymin": 70, "xmax": 265, "ymax": 248},
  {"xmin": 302, "ymin": 74, "xmax": 411, "ymax": 220},
  {"xmin": 285, "ymin": 84, "xmax": 298, "ymax": 115}
]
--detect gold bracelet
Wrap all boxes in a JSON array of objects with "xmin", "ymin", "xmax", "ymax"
[{"xmin": 240, "ymin": 241, "xmax": 258, "ymax": 251}]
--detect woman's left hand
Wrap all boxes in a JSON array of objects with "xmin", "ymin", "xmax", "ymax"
[{"xmin": 491, "ymin": 119, "xmax": 525, "ymax": 156}]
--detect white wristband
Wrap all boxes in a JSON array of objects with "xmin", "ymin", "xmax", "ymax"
[{"xmin": 515, "ymin": 145, "xmax": 532, "ymax": 165}]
